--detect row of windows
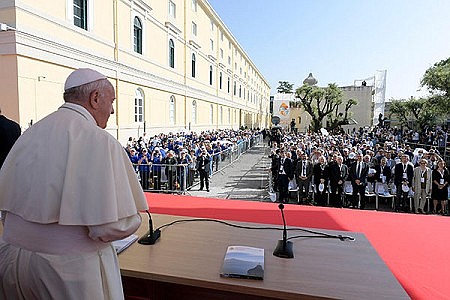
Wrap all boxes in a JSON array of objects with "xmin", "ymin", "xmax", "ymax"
[
  {"xmin": 73, "ymin": 0, "xmax": 188, "ymax": 30},
  {"xmin": 190, "ymin": 53, "xmax": 259, "ymax": 102},
  {"xmin": 137, "ymin": 21, "xmax": 256, "ymax": 100},
  {"xmin": 135, "ymin": 90, "xmax": 180, "ymax": 124},
  {"xmin": 74, "ymin": 0, "xmax": 209, "ymax": 48},
  {"xmin": 190, "ymin": 22, "xmax": 254, "ymax": 82},
  {"xmin": 134, "ymin": 90, "xmax": 237, "ymax": 125},
  {"xmin": 73, "ymin": 0, "xmax": 267, "ymax": 99},
  {"xmin": 209, "ymin": 105, "xmax": 234, "ymax": 124}
]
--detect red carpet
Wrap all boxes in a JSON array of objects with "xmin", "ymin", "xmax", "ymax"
[{"xmin": 146, "ymin": 193, "xmax": 450, "ymax": 300}]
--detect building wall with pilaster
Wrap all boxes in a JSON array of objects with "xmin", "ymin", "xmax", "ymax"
[{"xmin": 0, "ymin": 0, "xmax": 270, "ymax": 144}]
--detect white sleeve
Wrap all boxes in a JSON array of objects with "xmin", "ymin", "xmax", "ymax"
[{"xmin": 88, "ymin": 213, "xmax": 142, "ymax": 242}]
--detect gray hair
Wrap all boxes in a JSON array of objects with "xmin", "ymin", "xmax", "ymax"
[{"xmin": 63, "ymin": 79, "xmax": 110, "ymax": 103}]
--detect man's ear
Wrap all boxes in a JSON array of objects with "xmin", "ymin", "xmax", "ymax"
[{"xmin": 89, "ymin": 90, "xmax": 100, "ymax": 109}]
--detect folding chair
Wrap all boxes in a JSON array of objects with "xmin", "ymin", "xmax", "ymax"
[
  {"xmin": 375, "ymin": 182, "xmax": 395, "ymax": 210},
  {"xmin": 343, "ymin": 181, "xmax": 353, "ymax": 208}
]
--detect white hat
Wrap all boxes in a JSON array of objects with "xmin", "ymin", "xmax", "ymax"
[
  {"xmin": 318, "ymin": 183, "xmax": 325, "ymax": 192},
  {"xmin": 401, "ymin": 184, "xmax": 410, "ymax": 193},
  {"xmin": 64, "ymin": 68, "xmax": 106, "ymax": 91}
]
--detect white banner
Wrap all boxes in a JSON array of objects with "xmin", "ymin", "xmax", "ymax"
[
  {"xmin": 373, "ymin": 70, "xmax": 387, "ymax": 125},
  {"xmin": 272, "ymin": 93, "xmax": 294, "ymax": 124}
]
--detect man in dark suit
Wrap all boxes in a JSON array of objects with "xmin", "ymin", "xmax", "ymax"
[
  {"xmin": 329, "ymin": 156, "xmax": 348, "ymax": 207},
  {"xmin": 277, "ymin": 150, "xmax": 294, "ymax": 203},
  {"xmin": 393, "ymin": 154, "xmax": 414, "ymax": 212},
  {"xmin": 0, "ymin": 108, "xmax": 21, "ymax": 168},
  {"xmin": 349, "ymin": 153, "xmax": 369, "ymax": 209},
  {"xmin": 269, "ymin": 148, "xmax": 281, "ymax": 192},
  {"xmin": 312, "ymin": 156, "xmax": 329, "ymax": 206},
  {"xmin": 374, "ymin": 157, "xmax": 392, "ymax": 184},
  {"xmin": 295, "ymin": 153, "xmax": 313, "ymax": 204},
  {"xmin": 341, "ymin": 148, "xmax": 350, "ymax": 166},
  {"xmin": 196, "ymin": 148, "xmax": 211, "ymax": 192}
]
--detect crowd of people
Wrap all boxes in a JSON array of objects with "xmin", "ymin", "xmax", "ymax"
[
  {"xmin": 0, "ymin": 65, "xmax": 447, "ymax": 298},
  {"xmin": 392, "ymin": 126, "xmax": 448, "ymax": 148},
  {"xmin": 123, "ymin": 129, "xmax": 262, "ymax": 192},
  {"xmin": 269, "ymin": 126, "xmax": 449, "ymax": 214},
  {"xmin": 0, "ymin": 66, "xmax": 447, "ymax": 300}
]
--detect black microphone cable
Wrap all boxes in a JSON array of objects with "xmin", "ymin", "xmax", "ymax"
[{"xmin": 151, "ymin": 217, "xmax": 355, "ymax": 242}]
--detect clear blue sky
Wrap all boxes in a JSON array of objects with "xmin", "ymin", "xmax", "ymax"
[{"xmin": 208, "ymin": 0, "xmax": 450, "ymax": 100}]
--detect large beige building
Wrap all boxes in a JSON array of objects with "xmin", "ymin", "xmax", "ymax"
[
  {"xmin": 274, "ymin": 84, "xmax": 374, "ymax": 132},
  {"xmin": 0, "ymin": 0, "xmax": 271, "ymax": 144}
]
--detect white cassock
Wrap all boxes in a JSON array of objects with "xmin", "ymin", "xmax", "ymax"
[{"xmin": 0, "ymin": 103, "xmax": 148, "ymax": 300}]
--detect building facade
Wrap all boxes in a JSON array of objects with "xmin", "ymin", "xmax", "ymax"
[
  {"xmin": 0, "ymin": 0, "xmax": 271, "ymax": 144},
  {"xmin": 272, "ymin": 84, "xmax": 374, "ymax": 133},
  {"xmin": 340, "ymin": 85, "xmax": 374, "ymax": 131}
]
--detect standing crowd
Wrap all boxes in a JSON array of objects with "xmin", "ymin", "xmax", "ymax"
[
  {"xmin": 124, "ymin": 129, "xmax": 261, "ymax": 192},
  {"xmin": 269, "ymin": 126, "xmax": 449, "ymax": 214},
  {"xmin": 0, "ymin": 66, "xmax": 447, "ymax": 299}
]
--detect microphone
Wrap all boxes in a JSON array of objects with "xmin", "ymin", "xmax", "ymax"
[
  {"xmin": 138, "ymin": 210, "xmax": 161, "ymax": 245},
  {"xmin": 273, "ymin": 203, "xmax": 294, "ymax": 258}
]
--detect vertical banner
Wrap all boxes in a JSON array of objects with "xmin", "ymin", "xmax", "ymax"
[
  {"xmin": 272, "ymin": 93, "xmax": 294, "ymax": 128},
  {"xmin": 373, "ymin": 70, "xmax": 387, "ymax": 125}
]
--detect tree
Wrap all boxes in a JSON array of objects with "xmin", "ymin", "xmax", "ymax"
[
  {"xmin": 293, "ymin": 83, "xmax": 355, "ymax": 132},
  {"xmin": 389, "ymin": 97, "xmax": 439, "ymax": 131},
  {"xmin": 326, "ymin": 98, "xmax": 358, "ymax": 132},
  {"xmin": 388, "ymin": 100, "xmax": 409, "ymax": 128},
  {"xmin": 421, "ymin": 57, "xmax": 450, "ymax": 114},
  {"xmin": 389, "ymin": 57, "xmax": 450, "ymax": 130},
  {"xmin": 276, "ymin": 81, "xmax": 294, "ymax": 94}
]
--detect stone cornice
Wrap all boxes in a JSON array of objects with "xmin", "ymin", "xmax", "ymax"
[{"xmin": 165, "ymin": 21, "xmax": 182, "ymax": 35}]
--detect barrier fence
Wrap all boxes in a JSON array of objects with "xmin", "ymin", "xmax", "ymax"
[
  {"xmin": 403, "ymin": 141, "xmax": 450, "ymax": 165},
  {"xmin": 133, "ymin": 134, "xmax": 263, "ymax": 194}
]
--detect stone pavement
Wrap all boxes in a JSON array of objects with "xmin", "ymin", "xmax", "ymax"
[{"xmin": 187, "ymin": 141, "xmax": 272, "ymax": 202}]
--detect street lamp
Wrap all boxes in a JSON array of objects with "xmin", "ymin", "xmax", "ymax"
[{"xmin": 303, "ymin": 73, "xmax": 318, "ymax": 86}]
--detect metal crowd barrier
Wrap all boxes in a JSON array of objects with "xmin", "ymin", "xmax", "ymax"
[
  {"xmin": 376, "ymin": 140, "xmax": 449, "ymax": 165},
  {"xmin": 133, "ymin": 163, "xmax": 190, "ymax": 194},
  {"xmin": 209, "ymin": 134, "xmax": 263, "ymax": 177},
  {"xmin": 133, "ymin": 133, "xmax": 263, "ymax": 194},
  {"xmin": 403, "ymin": 141, "xmax": 449, "ymax": 165}
]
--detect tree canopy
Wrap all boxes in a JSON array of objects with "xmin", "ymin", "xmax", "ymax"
[
  {"xmin": 276, "ymin": 81, "xmax": 294, "ymax": 94},
  {"xmin": 421, "ymin": 57, "xmax": 450, "ymax": 114},
  {"xmin": 390, "ymin": 57, "xmax": 450, "ymax": 129},
  {"xmin": 293, "ymin": 83, "xmax": 356, "ymax": 132},
  {"xmin": 327, "ymin": 98, "xmax": 358, "ymax": 132},
  {"xmin": 388, "ymin": 97, "xmax": 438, "ymax": 131}
]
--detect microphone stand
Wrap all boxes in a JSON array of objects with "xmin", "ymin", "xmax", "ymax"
[
  {"xmin": 273, "ymin": 203, "xmax": 294, "ymax": 258},
  {"xmin": 138, "ymin": 210, "xmax": 161, "ymax": 245}
]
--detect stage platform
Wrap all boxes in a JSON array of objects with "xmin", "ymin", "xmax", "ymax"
[
  {"xmin": 120, "ymin": 213, "xmax": 408, "ymax": 300},
  {"xmin": 143, "ymin": 193, "xmax": 450, "ymax": 299}
]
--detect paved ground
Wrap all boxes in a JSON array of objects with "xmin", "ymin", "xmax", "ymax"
[{"xmin": 187, "ymin": 141, "xmax": 272, "ymax": 202}]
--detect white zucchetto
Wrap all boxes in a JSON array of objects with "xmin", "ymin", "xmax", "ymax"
[{"xmin": 64, "ymin": 68, "xmax": 107, "ymax": 91}]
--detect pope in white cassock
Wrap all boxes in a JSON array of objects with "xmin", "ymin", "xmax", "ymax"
[{"xmin": 0, "ymin": 68, "xmax": 148, "ymax": 299}]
